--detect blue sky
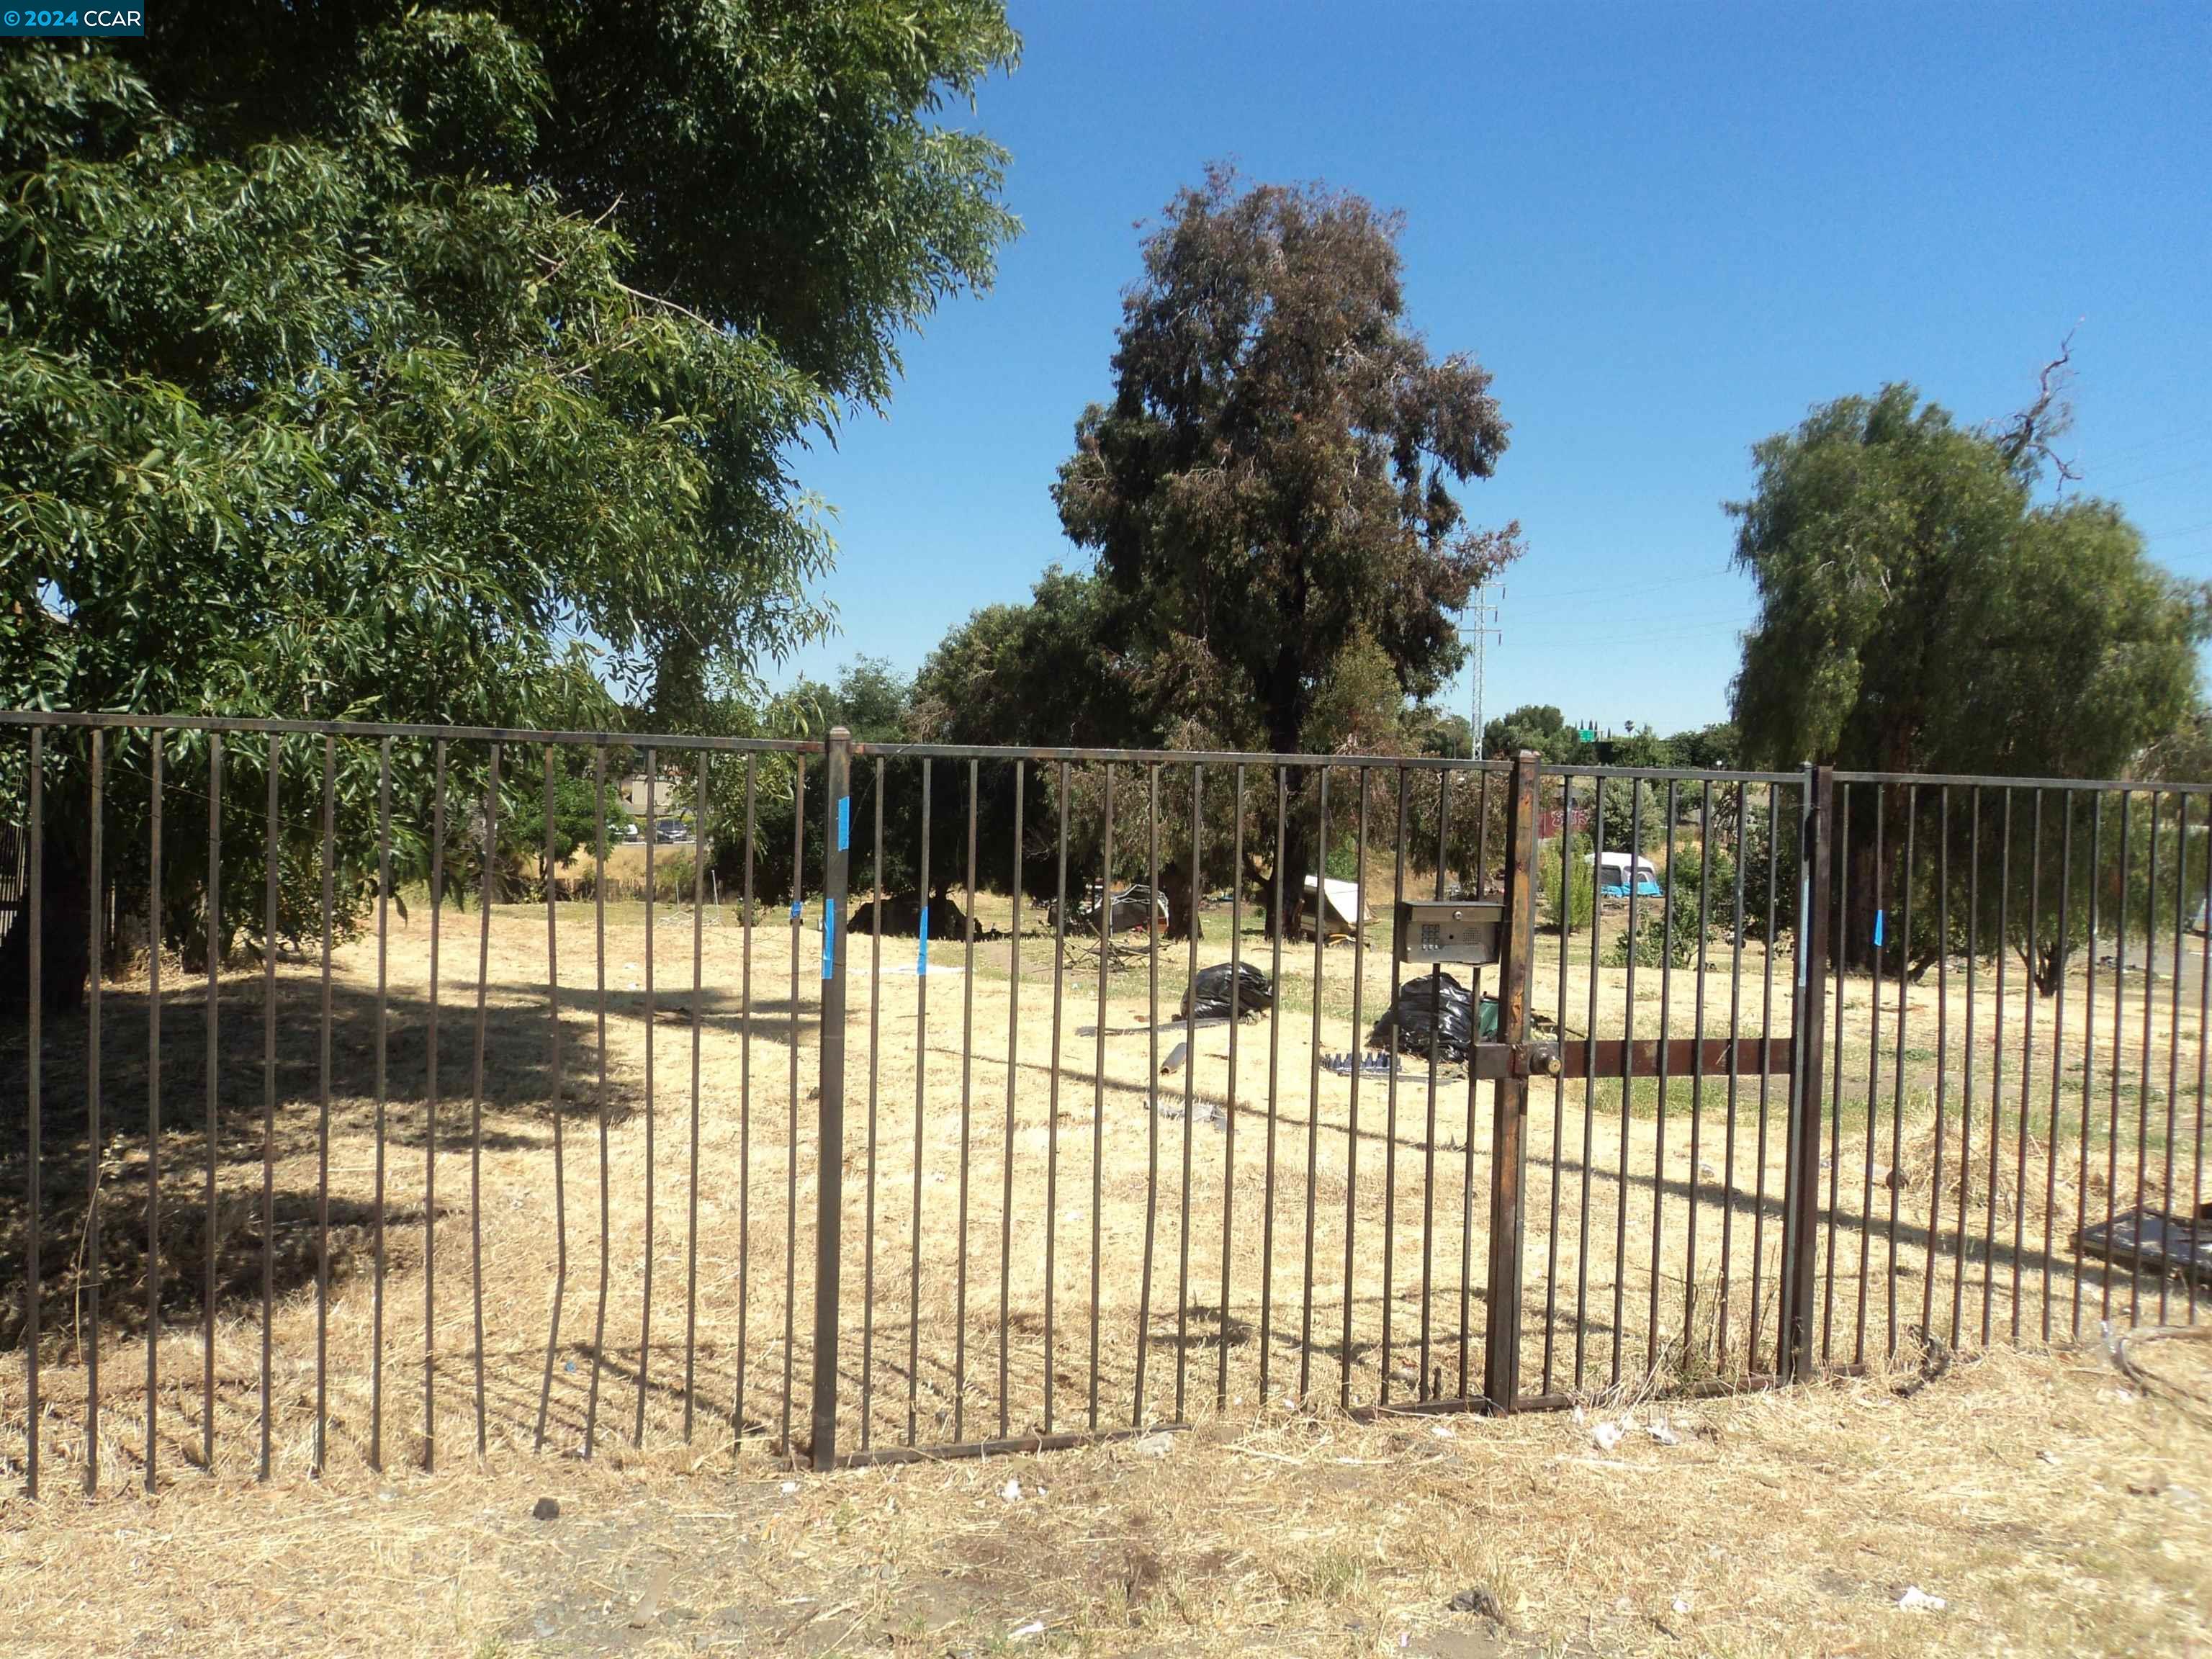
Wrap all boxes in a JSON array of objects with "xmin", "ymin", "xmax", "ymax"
[{"xmin": 772, "ymin": 2, "xmax": 2212, "ymax": 737}]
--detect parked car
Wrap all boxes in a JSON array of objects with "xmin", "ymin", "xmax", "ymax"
[{"xmin": 1588, "ymin": 850, "xmax": 1663, "ymax": 899}]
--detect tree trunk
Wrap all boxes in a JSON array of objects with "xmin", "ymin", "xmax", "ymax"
[
  {"xmin": 1160, "ymin": 859, "xmax": 1202, "ymax": 942},
  {"xmin": 0, "ymin": 809, "xmax": 91, "ymax": 1017}
]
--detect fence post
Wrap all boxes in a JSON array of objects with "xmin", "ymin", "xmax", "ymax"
[
  {"xmin": 1483, "ymin": 750, "xmax": 1541, "ymax": 1411},
  {"xmin": 1779, "ymin": 762, "xmax": 1834, "ymax": 1380},
  {"xmin": 810, "ymin": 727, "xmax": 852, "ymax": 1469}
]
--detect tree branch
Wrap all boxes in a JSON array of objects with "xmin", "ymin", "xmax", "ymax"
[{"xmin": 1991, "ymin": 328, "xmax": 2082, "ymax": 486}]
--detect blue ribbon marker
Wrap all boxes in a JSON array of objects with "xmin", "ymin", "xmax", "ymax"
[
  {"xmin": 789, "ymin": 899, "xmax": 803, "ymax": 922},
  {"xmin": 822, "ymin": 896, "xmax": 836, "ymax": 979},
  {"xmin": 837, "ymin": 796, "xmax": 850, "ymax": 851},
  {"xmin": 918, "ymin": 904, "xmax": 930, "ymax": 976},
  {"xmin": 1874, "ymin": 908, "xmax": 1885, "ymax": 948}
]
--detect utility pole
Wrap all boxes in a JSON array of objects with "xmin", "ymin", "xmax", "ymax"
[{"xmin": 1465, "ymin": 583, "xmax": 1502, "ymax": 759}]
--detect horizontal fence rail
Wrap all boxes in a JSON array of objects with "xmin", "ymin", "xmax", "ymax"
[{"xmin": 0, "ymin": 713, "xmax": 2203, "ymax": 1497}]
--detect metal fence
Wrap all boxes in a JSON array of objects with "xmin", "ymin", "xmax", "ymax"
[{"xmin": 0, "ymin": 712, "xmax": 2204, "ymax": 1496}]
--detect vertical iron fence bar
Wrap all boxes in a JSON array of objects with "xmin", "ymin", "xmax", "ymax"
[
  {"xmin": 2192, "ymin": 802, "xmax": 2211, "ymax": 1327},
  {"xmin": 1230, "ymin": 765, "xmax": 1247, "ymax": 1416},
  {"xmin": 1381, "ymin": 769, "xmax": 1406, "ymax": 1403},
  {"xmin": 811, "ymin": 729, "xmax": 850, "ymax": 1470},
  {"xmin": 1989, "ymin": 791, "xmax": 2013, "ymax": 1344},
  {"xmin": 313, "ymin": 737, "xmax": 336, "ymax": 1475},
  {"xmin": 1752, "ymin": 791, "xmax": 1769, "ymax": 1380},
  {"xmin": 468, "ymin": 745, "xmax": 496, "ymax": 1455},
  {"xmin": 253, "ymin": 735, "xmax": 280, "ymax": 1477},
  {"xmin": 782, "ymin": 755, "xmax": 805, "ymax": 1456},
  {"xmin": 1822, "ymin": 783, "xmax": 1848, "ymax": 1365},
  {"xmin": 2044, "ymin": 793, "xmax": 2068, "ymax": 1341},
  {"xmin": 1219, "ymin": 765, "xmax": 1244, "ymax": 1411},
  {"xmin": 1761, "ymin": 787, "xmax": 1778, "ymax": 1380},
  {"xmin": 85, "ymin": 729, "xmax": 102, "ymax": 1495},
  {"xmin": 2162, "ymin": 794, "xmax": 2186, "ymax": 1328},
  {"xmin": 637, "ymin": 757, "xmax": 657, "ymax": 1446},
  {"xmin": 1856, "ymin": 784, "xmax": 1882, "ymax": 1367},
  {"xmin": 1720, "ymin": 781, "xmax": 1748, "ymax": 1371},
  {"xmin": 1424, "ymin": 770, "xmax": 1449, "ymax": 1398},
  {"xmin": 1649, "ymin": 778, "xmax": 1676, "ymax": 1377},
  {"xmin": 584, "ymin": 748, "xmax": 608, "ymax": 1457},
  {"xmin": 534, "ymin": 751, "xmax": 566, "ymax": 1453},
  {"xmin": 1177, "ymin": 764, "xmax": 1199, "ymax": 1421},
  {"xmin": 369, "ymin": 737, "xmax": 389, "ymax": 1468},
  {"xmin": 203, "ymin": 735, "xmax": 224, "ymax": 1470},
  {"xmin": 1613, "ymin": 778, "xmax": 1642, "ymax": 1388},
  {"xmin": 2109, "ymin": 791, "xmax": 2130, "ymax": 1325},
  {"xmin": 1687, "ymin": 781, "xmax": 1712, "ymax": 1362},
  {"xmin": 909, "ymin": 759, "xmax": 930, "ymax": 1445},
  {"xmin": 860, "ymin": 757, "xmax": 884, "ymax": 1449},
  {"xmin": 2135, "ymin": 791, "xmax": 2159, "ymax": 1324},
  {"xmin": 1133, "ymin": 764, "xmax": 1161, "ymax": 1424},
  {"xmin": 1925, "ymin": 788, "xmax": 1950, "ymax": 1342},
  {"xmin": 22, "ymin": 729, "xmax": 39, "ymax": 1498},
  {"xmin": 737, "ymin": 756, "xmax": 757, "ymax": 1451},
  {"xmin": 1779, "ymin": 765, "xmax": 1832, "ymax": 1380},
  {"xmin": 2026, "ymin": 791, "xmax": 2035, "ymax": 1354},
  {"xmin": 685, "ymin": 752, "xmax": 709, "ymax": 1439},
  {"xmin": 1956, "ymin": 788, "xmax": 1981, "ymax": 1346},
  {"xmin": 1341, "ymin": 767, "xmax": 1367, "ymax": 1410},
  {"xmin": 1484, "ymin": 752, "xmax": 1538, "ymax": 1410},
  {"xmin": 1460, "ymin": 773, "xmax": 1483, "ymax": 1402},
  {"xmin": 1002, "ymin": 762, "xmax": 1025, "ymax": 1437},
  {"xmin": 1889, "ymin": 788, "xmax": 1915, "ymax": 1359},
  {"xmin": 2078, "ymin": 793, "xmax": 2101, "ymax": 1339},
  {"xmin": 422, "ymin": 740, "xmax": 444, "ymax": 1471},
  {"xmin": 1045, "ymin": 761, "xmax": 1069, "ymax": 1432},
  {"xmin": 2000, "ymin": 787, "xmax": 2017, "ymax": 1344},
  {"xmin": 1542, "ymin": 774, "xmax": 1573, "ymax": 1395},
  {"xmin": 1576, "ymin": 777, "xmax": 1604, "ymax": 1390},
  {"xmin": 953, "ymin": 758, "xmax": 978, "ymax": 1442},
  {"xmin": 1088, "ymin": 764, "xmax": 1110, "ymax": 1432},
  {"xmin": 1302, "ymin": 766, "xmax": 1327, "ymax": 1404},
  {"xmin": 145, "ymin": 734, "xmax": 163, "ymax": 1491},
  {"xmin": 1259, "ymin": 767, "xmax": 1284, "ymax": 1406}
]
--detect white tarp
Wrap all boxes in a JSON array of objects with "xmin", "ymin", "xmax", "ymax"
[{"xmin": 1301, "ymin": 875, "xmax": 1370, "ymax": 932}]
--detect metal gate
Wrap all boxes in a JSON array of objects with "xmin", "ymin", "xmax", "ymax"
[{"xmin": 1, "ymin": 713, "xmax": 2204, "ymax": 1493}]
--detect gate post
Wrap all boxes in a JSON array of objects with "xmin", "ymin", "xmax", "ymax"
[
  {"xmin": 1778, "ymin": 762, "xmax": 1833, "ymax": 1381},
  {"xmin": 1483, "ymin": 750, "xmax": 1541, "ymax": 1411},
  {"xmin": 810, "ymin": 728, "xmax": 852, "ymax": 1468}
]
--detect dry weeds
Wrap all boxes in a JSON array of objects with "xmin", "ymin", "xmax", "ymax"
[{"xmin": 3, "ymin": 1341, "xmax": 2209, "ymax": 1656}]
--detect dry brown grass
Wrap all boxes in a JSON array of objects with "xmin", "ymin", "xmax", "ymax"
[
  {"xmin": 1, "ymin": 874, "xmax": 2209, "ymax": 1653},
  {"xmin": 3, "ymin": 1340, "xmax": 2210, "ymax": 1656},
  {"xmin": 1, "ymin": 879, "xmax": 2203, "ymax": 1485}
]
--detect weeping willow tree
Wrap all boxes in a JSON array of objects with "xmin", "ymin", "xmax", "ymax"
[{"xmin": 1730, "ymin": 382, "xmax": 2210, "ymax": 979}]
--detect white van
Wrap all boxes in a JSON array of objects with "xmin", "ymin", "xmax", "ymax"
[{"xmin": 1587, "ymin": 850, "xmax": 1662, "ymax": 898}]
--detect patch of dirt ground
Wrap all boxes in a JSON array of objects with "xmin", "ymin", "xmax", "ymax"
[{"xmin": 4, "ymin": 1341, "xmax": 2210, "ymax": 1656}]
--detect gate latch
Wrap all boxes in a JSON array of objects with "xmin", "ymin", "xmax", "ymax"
[
  {"xmin": 1471, "ymin": 1040, "xmax": 1560, "ymax": 1081},
  {"xmin": 1514, "ymin": 1040, "xmax": 1561, "ymax": 1078}
]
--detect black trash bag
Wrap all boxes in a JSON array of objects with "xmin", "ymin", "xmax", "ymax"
[
  {"xmin": 846, "ymin": 892, "xmax": 970, "ymax": 939},
  {"xmin": 1179, "ymin": 961, "xmax": 1274, "ymax": 1022},
  {"xmin": 1365, "ymin": 972, "xmax": 1501, "ymax": 1064}
]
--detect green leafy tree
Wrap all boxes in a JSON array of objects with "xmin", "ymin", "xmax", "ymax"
[
  {"xmin": 0, "ymin": 8, "xmax": 1019, "ymax": 1007},
  {"xmin": 1482, "ymin": 704, "xmax": 1575, "ymax": 763},
  {"xmin": 697, "ymin": 659, "xmax": 913, "ymax": 909},
  {"xmin": 1730, "ymin": 382, "xmax": 2208, "ymax": 974}
]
